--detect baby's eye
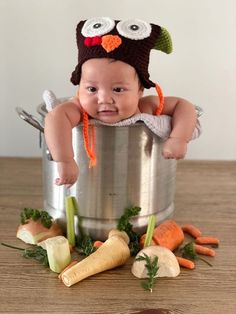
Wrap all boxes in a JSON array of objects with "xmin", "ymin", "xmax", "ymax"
[
  {"xmin": 113, "ymin": 87, "xmax": 125, "ymax": 93},
  {"xmin": 87, "ymin": 86, "xmax": 97, "ymax": 93}
]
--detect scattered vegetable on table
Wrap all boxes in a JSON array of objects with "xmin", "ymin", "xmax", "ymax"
[
  {"xmin": 1, "ymin": 200, "xmax": 221, "ymax": 292},
  {"xmin": 61, "ymin": 229, "xmax": 130, "ymax": 287},
  {"xmin": 16, "ymin": 208, "xmax": 62, "ymax": 244}
]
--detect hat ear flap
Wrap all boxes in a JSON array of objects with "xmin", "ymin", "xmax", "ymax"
[{"xmin": 154, "ymin": 27, "xmax": 173, "ymax": 54}]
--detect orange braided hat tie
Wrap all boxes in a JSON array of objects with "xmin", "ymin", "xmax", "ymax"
[
  {"xmin": 155, "ymin": 83, "xmax": 164, "ymax": 115},
  {"xmin": 82, "ymin": 110, "xmax": 97, "ymax": 168}
]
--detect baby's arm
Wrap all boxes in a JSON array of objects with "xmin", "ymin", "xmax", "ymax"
[
  {"xmin": 44, "ymin": 99, "xmax": 82, "ymax": 185},
  {"xmin": 139, "ymin": 96, "xmax": 197, "ymax": 159}
]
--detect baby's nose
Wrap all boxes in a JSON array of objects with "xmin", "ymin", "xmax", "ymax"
[{"xmin": 97, "ymin": 91, "xmax": 114, "ymax": 104}]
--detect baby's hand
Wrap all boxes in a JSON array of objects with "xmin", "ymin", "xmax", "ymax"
[
  {"xmin": 162, "ymin": 137, "xmax": 188, "ymax": 160},
  {"xmin": 55, "ymin": 159, "xmax": 79, "ymax": 186}
]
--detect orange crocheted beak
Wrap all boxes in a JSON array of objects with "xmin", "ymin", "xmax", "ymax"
[{"xmin": 101, "ymin": 35, "xmax": 122, "ymax": 53}]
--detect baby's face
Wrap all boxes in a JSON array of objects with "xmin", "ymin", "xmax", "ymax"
[{"xmin": 78, "ymin": 58, "xmax": 143, "ymax": 123}]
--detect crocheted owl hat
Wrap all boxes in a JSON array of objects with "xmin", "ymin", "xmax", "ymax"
[
  {"xmin": 70, "ymin": 17, "xmax": 173, "ymax": 166},
  {"xmin": 71, "ymin": 17, "xmax": 172, "ymax": 89}
]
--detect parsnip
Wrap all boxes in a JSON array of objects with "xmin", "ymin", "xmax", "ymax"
[{"xmin": 61, "ymin": 230, "xmax": 130, "ymax": 287}]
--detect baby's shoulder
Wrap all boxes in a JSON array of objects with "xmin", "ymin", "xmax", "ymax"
[{"xmin": 138, "ymin": 95, "xmax": 159, "ymax": 114}]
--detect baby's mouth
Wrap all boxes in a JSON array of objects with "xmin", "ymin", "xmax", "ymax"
[{"xmin": 97, "ymin": 108, "xmax": 118, "ymax": 116}]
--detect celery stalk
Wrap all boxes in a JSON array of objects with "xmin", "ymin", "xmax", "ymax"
[
  {"xmin": 71, "ymin": 196, "xmax": 84, "ymax": 239},
  {"xmin": 44, "ymin": 236, "xmax": 71, "ymax": 273},
  {"xmin": 65, "ymin": 196, "xmax": 76, "ymax": 247},
  {"xmin": 144, "ymin": 215, "xmax": 156, "ymax": 247}
]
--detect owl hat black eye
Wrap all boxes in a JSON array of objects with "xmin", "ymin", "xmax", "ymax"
[{"xmin": 71, "ymin": 17, "xmax": 172, "ymax": 90}]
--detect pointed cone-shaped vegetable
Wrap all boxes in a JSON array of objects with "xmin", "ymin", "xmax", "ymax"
[{"xmin": 61, "ymin": 230, "xmax": 130, "ymax": 287}]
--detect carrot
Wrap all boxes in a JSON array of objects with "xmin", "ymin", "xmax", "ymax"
[
  {"xmin": 176, "ymin": 256, "xmax": 195, "ymax": 269},
  {"xmin": 152, "ymin": 220, "xmax": 184, "ymax": 251},
  {"xmin": 93, "ymin": 241, "xmax": 104, "ymax": 248},
  {"xmin": 194, "ymin": 244, "xmax": 215, "ymax": 257},
  {"xmin": 61, "ymin": 230, "xmax": 130, "ymax": 287},
  {"xmin": 195, "ymin": 236, "xmax": 220, "ymax": 246},
  {"xmin": 182, "ymin": 224, "xmax": 202, "ymax": 238},
  {"xmin": 58, "ymin": 260, "xmax": 78, "ymax": 280},
  {"xmin": 139, "ymin": 234, "xmax": 156, "ymax": 249}
]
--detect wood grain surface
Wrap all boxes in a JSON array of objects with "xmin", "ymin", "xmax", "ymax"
[{"xmin": 0, "ymin": 158, "xmax": 236, "ymax": 314}]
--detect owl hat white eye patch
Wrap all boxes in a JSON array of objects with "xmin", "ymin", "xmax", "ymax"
[
  {"xmin": 71, "ymin": 17, "xmax": 173, "ymax": 90},
  {"xmin": 81, "ymin": 17, "xmax": 115, "ymax": 37},
  {"xmin": 116, "ymin": 19, "xmax": 152, "ymax": 40}
]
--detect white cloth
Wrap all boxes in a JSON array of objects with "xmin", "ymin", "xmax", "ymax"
[
  {"xmin": 43, "ymin": 90, "xmax": 202, "ymax": 141},
  {"xmin": 90, "ymin": 113, "xmax": 201, "ymax": 141}
]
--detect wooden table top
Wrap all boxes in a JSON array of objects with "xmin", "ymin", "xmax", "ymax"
[{"xmin": 0, "ymin": 158, "xmax": 236, "ymax": 314}]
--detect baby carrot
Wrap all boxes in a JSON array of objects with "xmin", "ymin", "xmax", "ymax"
[
  {"xmin": 176, "ymin": 256, "xmax": 195, "ymax": 269},
  {"xmin": 195, "ymin": 236, "xmax": 220, "ymax": 246},
  {"xmin": 139, "ymin": 234, "xmax": 156, "ymax": 249},
  {"xmin": 194, "ymin": 244, "xmax": 215, "ymax": 257},
  {"xmin": 93, "ymin": 241, "xmax": 104, "ymax": 248},
  {"xmin": 182, "ymin": 224, "xmax": 202, "ymax": 238}
]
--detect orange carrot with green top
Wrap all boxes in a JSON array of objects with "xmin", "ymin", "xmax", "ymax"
[
  {"xmin": 195, "ymin": 236, "xmax": 220, "ymax": 246},
  {"xmin": 194, "ymin": 244, "xmax": 215, "ymax": 257},
  {"xmin": 176, "ymin": 256, "xmax": 195, "ymax": 269},
  {"xmin": 182, "ymin": 224, "xmax": 202, "ymax": 238}
]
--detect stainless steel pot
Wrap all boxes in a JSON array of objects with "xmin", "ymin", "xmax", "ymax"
[{"xmin": 17, "ymin": 102, "xmax": 177, "ymax": 240}]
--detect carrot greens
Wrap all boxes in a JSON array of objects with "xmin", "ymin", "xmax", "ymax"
[{"xmin": 181, "ymin": 242, "xmax": 212, "ymax": 267}]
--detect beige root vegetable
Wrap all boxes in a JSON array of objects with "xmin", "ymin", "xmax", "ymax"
[
  {"xmin": 61, "ymin": 230, "xmax": 130, "ymax": 287},
  {"xmin": 16, "ymin": 219, "xmax": 62, "ymax": 244},
  {"xmin": 132, "ymin": 245, "xmax": 180, "ymax": 278}
]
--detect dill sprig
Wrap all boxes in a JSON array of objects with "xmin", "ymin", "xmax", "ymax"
[{"xmin": 136, "ymin": 253, "xmax": 159, "ymax": 292}]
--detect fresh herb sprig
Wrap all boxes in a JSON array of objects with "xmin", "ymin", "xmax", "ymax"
[
  {"xmin": 1, "ymin": 242, "xmax": 49, "ymax": 267},
  {"xmin": 181, "ymin": 241, "xmax": 213, "ymax": 267},
  {"xmin": 136, "ymin": 253, "xmax": 159, "ymax": 292},
  {"xmin": 20, "ymin": 208, "xmax": 53, "ymax": 228},
  {"xmin": 75, "ymin": 235, "xmax": 95, "ymax": 257},
  {"xmin": 117, "ymin": 206, "xmax": 141, "ymax": 256}
]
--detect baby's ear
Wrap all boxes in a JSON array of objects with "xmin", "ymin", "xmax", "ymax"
[
  {"xmin": 138, "ymin": 86, "xmax": 144, "ymax": 98},
  {"xmin": 153, "ymin": 27, "xmax": 173, "ymax": 54}
]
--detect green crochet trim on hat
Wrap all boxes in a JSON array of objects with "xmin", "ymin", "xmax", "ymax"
[{"xmin": 154, "ymin": 27, "xmax": 173, "ymax": 54}]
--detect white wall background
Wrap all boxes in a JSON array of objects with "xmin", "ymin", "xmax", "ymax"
[{"xmin": 1, "ymin": 0, "xmax": 236, "ymax": 160}]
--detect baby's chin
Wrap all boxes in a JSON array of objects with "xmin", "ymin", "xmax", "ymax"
[{"xmin": 93, "ymin": 112, "xmax": 124, "ymax": 124}]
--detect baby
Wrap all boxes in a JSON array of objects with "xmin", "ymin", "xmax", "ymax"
[{"xmin": 44, "ymin": 17, "xmax": 197, "ymax": 186}]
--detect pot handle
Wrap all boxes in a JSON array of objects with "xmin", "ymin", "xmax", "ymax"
[
  {"xmin": 16, "ymin": 107, "xmax": 44, "ymax": 133},
  {"xmin": 15, "ymin": 107, "xmax": 53, "ymax": 161}
]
